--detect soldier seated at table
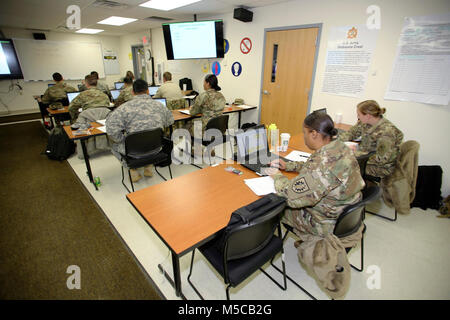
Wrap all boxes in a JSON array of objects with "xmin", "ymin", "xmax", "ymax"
[
  {"xmin": 79, "ymin": 71, "xmax": 112, "ymax": 100},
  {"xmin": 106, "ymin": 79, "xmax": 174, "ymax": 183},
  {"xmin": 40, "ymin": 72, "xmax": 77, "ymax": 110},
  {"xmin": 113, "ymin": 76, "xmax": 134, "ymax": 108},
  {"xmin": 68, "ymin": 75, "xmax": 110, "ymax": 123}
]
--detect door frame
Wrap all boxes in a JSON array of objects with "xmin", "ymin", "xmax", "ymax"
[{"xmin": 257, "ymin": 23, "xmax": 323, "ymax": 124}]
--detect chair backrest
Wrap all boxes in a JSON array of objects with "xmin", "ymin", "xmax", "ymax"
[
  {"xmin": 356, "ymin": 151, "xmax": 375, "ymax": 178},
  {"xmin": 334, "ymin": 186, "xmax": 381, "ymax": 238},
  {"xmin": 224, "ymin": 200, "xmax": 286, "ymax": 261},
  {"xmin": 206, "ymin": 114, "xmax": 229, "ymax": 134},
  {"xmin": 125, "ymin": 128, "xmax": 163, "ymax": 159}
]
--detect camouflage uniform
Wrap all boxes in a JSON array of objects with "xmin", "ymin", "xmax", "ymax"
[
  {"xmin": 339, "ymin": 117, "xmax": 403, "ymax": 179},
  {"xmin": 79, "ymin": 81, "xmax": 111, "ymax": 97},
  {"xmin": 68, "ymin": 88, "xmax": 110, "ymax": 122},
  {"xmin": 188, "ymin": 89, "xmax": 225, "ymax": 135},
  {"xmin": 273, "ymin": 139, "xmax": 365, "ymax": 237},
  {"xmin": 105, "ymin": 94, "xmax": 174, "ymax": 166},
  {"xmin": 41, "ymin": 82, "xmax": 77, "ymax": 109},
  {"xmin": 114, "ymin": 85, "xmax": 134, "ymax": 108},
  {"xmin": 153, "ymin": 81, "xmax": 183, "ymax": 100}
]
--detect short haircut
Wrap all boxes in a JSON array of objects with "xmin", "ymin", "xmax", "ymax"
[
  {"xmin": 90, "ymin": 71, "xmax": 99, "ymax": 79},
  {"xmin": 163, "ymin": 72, "xmax": 172, "ymax": 81},
  {"xmin": 133, "ymin": 79, "xmax": 148, "ymax": 94},
  {"xmin": 85, "ymin": 74, "xmax": 98, "ymax": 87},
  {"xmin": 52, "ymin": 72, "xmax": 63, "ymax": 82},
  {"xmin": 123, "ymin": 76, "xmax": 133, "ymax": 85}
]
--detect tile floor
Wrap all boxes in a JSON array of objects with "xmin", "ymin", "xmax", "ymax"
[{"xmin": 66, "ymin": 139, "xmax": 450, "ymax": 300}]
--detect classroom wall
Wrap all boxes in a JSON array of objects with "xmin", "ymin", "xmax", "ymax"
[
  {"xmin": 147, "ymin": 0, "xmax": 450, "ymax": 196},
  {"xmin": 0, "ymin": 28, "xmax": 122, "ymax": 115}
]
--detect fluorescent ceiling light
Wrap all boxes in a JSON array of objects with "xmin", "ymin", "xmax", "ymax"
[
  {"xmin": 76, "ymin": 28, "xmax": 104, "ymax": 34},
  {"xmin": 97, "ymin": 16, "xmax": 138, "ymax": 26},
  {"xmin": 139, "ymin": 0, "xmax": 201, "ymax": 11}
]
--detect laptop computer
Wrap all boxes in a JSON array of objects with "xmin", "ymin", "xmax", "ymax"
[
  {"xmin": 234, "ymin": 124, "xmax": 291, "ymax": 176},
  {"xmin": 67, "ymin": 91, "xmax": 81, "ymax": 104},
  {"xmin": 48, "ymin": 83, "xmax": 55, "ymax": 87},
  {"xmin": 114, "ymin": 82, "xmax": 125, "ymax": 90},
  {"xmin": 153, "ymin": 98, "xmax": 167, "ymax": 107},
  {"xmin": 110, "ymin": 89, "xmax": 121, "ymax": 101},
  {"xmin": 148, "ymin": 86, "xmax": 159, "ymax": 96}
]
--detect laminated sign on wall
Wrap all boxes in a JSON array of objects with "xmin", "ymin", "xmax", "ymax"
[
  {"xmin": 321, "ymin": 25, "xmax": 378, "ymax": 98},
  {"xmin": 103, "ymin": 49, "xmax": 120, "ymax": 75}
]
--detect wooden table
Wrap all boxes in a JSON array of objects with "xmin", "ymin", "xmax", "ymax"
[
  {"xmin": 47, "ymin": 106, "xmax": 70, "ymax": 127},
  {"xmin": 63, "ymin": 122, "xmax": 106, "ymax": 191},
  {"xmin": 126, "ymin": 153, "xmax": 297, "ymax": 298}
]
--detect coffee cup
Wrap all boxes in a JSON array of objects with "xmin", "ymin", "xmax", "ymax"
[{"xmin": 280, "ymin": 133, "xmax": 291, "ymax": 152}]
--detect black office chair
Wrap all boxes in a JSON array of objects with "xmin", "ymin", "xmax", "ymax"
[
  {"xmin": 356, "ymin": 151, "xmax": 375, "ymax": 181},
  {"xmin": 270, "ymin": 186, "xmax": 382, "ymax": 300},
  {"xmin": 191, "ymin": 114, "xmax": 229, "ymax": 166},
  {"xmin": 187, "ymin": 195, "xmax": 287, "ymax": 300},
  {"xmin": 121, "ymin": 128, "xmax": 173, "ymax": 193}
]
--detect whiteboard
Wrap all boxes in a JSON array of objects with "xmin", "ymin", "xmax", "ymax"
[{"xmin": 13, "ymin": 38, "xmax": 106, "ymax": 81}]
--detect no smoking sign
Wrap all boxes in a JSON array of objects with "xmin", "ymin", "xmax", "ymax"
[{"xmin": 240, "ymin": 37, "xmax": 252, "ymax": 54}]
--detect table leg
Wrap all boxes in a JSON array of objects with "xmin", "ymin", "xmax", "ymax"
[
  {"xmin": 238, "ymin": 111, "xmax": 242, "ymax": 129},
  {"xmin": 80, "ymin": 139, "xmax": 98, "ymax": 191},
  {"xmin": 157, "ymin": 251, "xmax": 186, "ymax": 299}
]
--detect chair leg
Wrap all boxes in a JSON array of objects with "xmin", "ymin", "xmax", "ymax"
[
  {"xmin": 121, "ymin": 167, "xmax": 131, "ymax": 193},
  {"xmin": 366, "ymin": 208, "xmax": 397, "ymax": 221},
  {"xmin": 269, "ymin": 226, "xmax": 317, "ymax": 300},
  {"xmin": 350, "ymin": 235, "xmax": 364, "ymax": 272},
  {"xmin": 154, "ymin": 167, "xmax": 167, "ymax": 181},
  {"xmin": 187, "ymin": 250, "xmax": 205, "ymax": 300},
  {"xmin": 128, "ymin": 169, "xmax": 135, "ymax": 192},
  {"xmin": 168, "ymin": 165, "xmax": 173, "ymax": 179}
]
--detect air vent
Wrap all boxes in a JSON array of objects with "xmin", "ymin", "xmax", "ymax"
[
  {"xmin": 91, "ymin": 0, "xmax": 129, "ymax": 9},
  {"xmin": 144, "ymin": 16, "xmax": 173, "ymax": 21}
]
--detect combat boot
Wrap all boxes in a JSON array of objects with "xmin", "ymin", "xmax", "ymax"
[
  {"xmin": 144, "ymin": 165, "xmax": 153, "ymax": 177},
  {"xmin": 130, "ymin": 169, "xmax": 142, "ymax": 182}
]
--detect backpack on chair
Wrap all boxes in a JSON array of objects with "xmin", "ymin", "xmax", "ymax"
[{"xmin": 44, "ymin": 126, "xmax": 76, "ymax": 161}]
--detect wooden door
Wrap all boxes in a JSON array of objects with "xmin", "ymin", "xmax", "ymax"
[{"xmin": 260, "ymin": 28, "xmax": 319, "ymax": 135}]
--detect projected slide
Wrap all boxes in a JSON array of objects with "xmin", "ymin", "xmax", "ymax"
[
  {"xmin": 170, "ymin": 21, "xmax": 216, "ymax": 59},
  {"xmin": 0, "ymin": 45, "xmax": 11, "ymax": 75}
]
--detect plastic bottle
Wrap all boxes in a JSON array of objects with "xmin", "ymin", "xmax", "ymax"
[{"xmin": 268, "ymin": 123, "xmax": 278, "ymax": 152}]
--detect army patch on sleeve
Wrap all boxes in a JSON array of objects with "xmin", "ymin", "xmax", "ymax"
[{"xmin": 292, "ymin": 177, "xmax": 310, "ymax": 194}]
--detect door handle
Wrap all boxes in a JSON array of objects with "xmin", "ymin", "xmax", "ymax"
[{"xmin": 263, "ymin": 90, "xmax": 270, "ymax": 95}]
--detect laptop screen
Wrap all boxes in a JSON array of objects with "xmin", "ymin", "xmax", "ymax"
[
  {"xmin": 115, "ymin": 82, "xmax": 124, "ymax": 90},
  {"xmin": 235, "ymin": 125, "xmax": 268, "ymax": 159},
  {"xmin": 67, "ymin": 92, "xmax": 80, "ymax": 103},
  {"xmin": 48, "ymin": 83, "xmax": 55, "ymax": 87},
  {"xmin": 148, "ymin": 86, "xmax": 159, "ymax": 96},
  {"xmin": 153, "ymin": 98, "xmax": 167, "ymax": 107},
  {"xmin": 110, "ymin": 89, "xmax": 121, "ymax": 101}
]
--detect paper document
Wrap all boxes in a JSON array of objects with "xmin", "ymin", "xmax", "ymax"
[
  {"xmin": 179, "ymin": 109, "xmax": 191, "ymax": 115},
  {"xmin": 96, "ymin": 126, "xmax": 107, "ymax": 133},
  {"xmin": 244, "ymin": 176, "xmax": 276, "ymax": 196},
  {"xmin": 96, "ymin": 119, "xmax": 106, "ymax": 126},
  {"xmin": 284, "ymin": 150, "xmax": 311, "ymax": 162},
  {"xmin": 238, "ymin": 104, "xmax": 255, "ymax": 109},
  {"xmin": 183, "ymin": 95, "xmax": 196, "ymax": 99}
]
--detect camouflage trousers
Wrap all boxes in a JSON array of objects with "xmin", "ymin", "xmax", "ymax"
[
  {"xmin": 366, "ymin": 163, "xmax": 395, "ymax": 180},
  {"xmin": 282, "ymin": 208, "xmax": 336, "ymax": 238}
]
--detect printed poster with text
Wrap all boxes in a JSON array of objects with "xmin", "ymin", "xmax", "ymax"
[
  {"xmin": 384, "ymin": 13, "xmax": 450, "ymax": 105},
  {"xmin": 322, "ymin": 25, "xmax": 379, "ymax": 98}
]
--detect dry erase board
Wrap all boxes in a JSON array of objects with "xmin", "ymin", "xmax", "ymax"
[{"xmin": 12, "ymin": 39, "xmax": 105, "ymax": 81}]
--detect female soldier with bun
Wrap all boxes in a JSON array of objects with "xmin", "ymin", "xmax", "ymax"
[
  {"xmin": 267, "ymin": 111, "xmax": 365, "ymax": 237},
  {"xmin": 339, "ymin": 100, "xmax": 403, "ymax": 179}
]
